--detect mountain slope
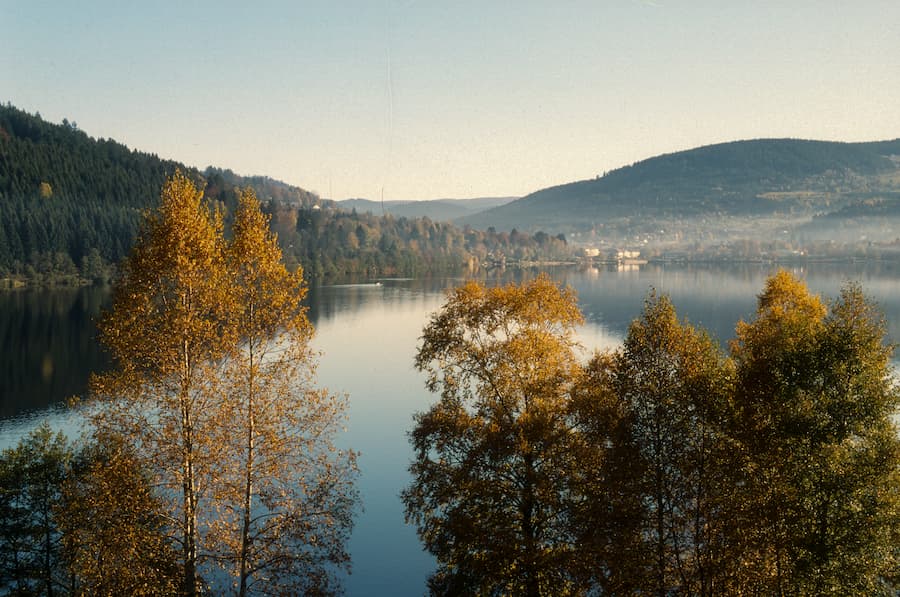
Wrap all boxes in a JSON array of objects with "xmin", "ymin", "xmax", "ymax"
[
  {"xmin": 0, "ymin": 104, "xmax": 570, "ymax": 282},
  {"xmin": 336, "ymin": 197, "xmax": 515, "ymax": 221},
  {"xmin": 461, "ymin": 138, "xmax": 900, "ymax": 235},
  {"xmin": 0, "ymin": 104, "xmax": 323, "ymax": 275}
]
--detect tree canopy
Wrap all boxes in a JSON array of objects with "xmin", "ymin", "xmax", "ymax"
[
  {"xmin": 89, "ymin": 173, "xmax": 358, "ymax": 595},
  {"xmin": 406, "ymin": 269, "xmax": 900, "ymax": 595},
  {"xmin": 404, "ymin": 275, "xmax": 587, "ymax": 595},
  {"xmin": 729, "ymin": 271, "xmax": 900, "ymax": 594}
]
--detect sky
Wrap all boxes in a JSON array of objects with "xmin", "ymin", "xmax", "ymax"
[{"xmin": 3, "ymin": 1, "xmax": 899, "ymax": 201}]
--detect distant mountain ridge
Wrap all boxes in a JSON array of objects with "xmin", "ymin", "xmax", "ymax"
[
  {"xmin": 461, "ymin": 138, "xmax": 900, "ymax": 238},
  {"xmin": 336, "ymin": 196, "xmax": 515, "ymax": 221}
]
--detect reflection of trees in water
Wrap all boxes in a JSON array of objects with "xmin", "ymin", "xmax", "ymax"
[
  {"xmin": 0, "ymin": 287, "xmax": 110, "ymax": 417},
  {"xmin": 304, "ymin": 262, "xmax": 900, "ymax": 364},
  {"xmin": 5, "ymin": 261, "xmax": 900, "ymax": 419},
  {"xmin": 563, "ymin": 261, "xmax": 900, "ymax": 351},
  {"xmin": 305, "ymin": 276, "xmax": 465, "ymax": 326}
]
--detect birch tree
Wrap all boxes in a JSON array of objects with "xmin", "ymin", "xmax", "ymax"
[
  {"xmin": 403, "ymin": 275, "xmax": 587, "ymax": 596},
  {"xmin": 91, "ymin": 170, "xmax": 233, "ymax": 595},
  {"xmin": 568, "ymin": 352, "xmax": 647, "ymax": 595},
  {"xmin": 613, "ymin": 292, "xmax": 736, "ymax": 595},
  {"xmin": 729, "ymin": 270, "xmax": 900, "ymax": 594},
  {"xmin": 209, "ymin": 189, "xmax": 358, "ymax": 595},
  {"xmin": 92, "ymin": 176, "xmax": 357, "ymax": 595}
]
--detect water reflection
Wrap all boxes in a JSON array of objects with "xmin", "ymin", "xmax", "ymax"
[
  {"xmin": 0, "ymin": 287, "xmax": 111, "ymax": 419},
  {"xmin": 1, "ymin": 264, "xmax": 899, "ymax": 595},
  {"xmin": 311, "ymin": 280, "xmax": 443, "ymax": 595},
  {"xmin": 562, "ymin": 262, "xmax": 900, "ymax": 352}
]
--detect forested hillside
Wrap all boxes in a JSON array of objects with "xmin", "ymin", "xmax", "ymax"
[
  {"xmin": 271, "ymin": 203, "xmax": 569, "ymax": 278},
  {"xmin": 0, "ymin": 104, "xmax": 568, "ymax": 285},
  {"xmin": 463, "ymin": 138, "xmax": 900, "ymax": 241},
  {"xmin": 0, "ymin": 104, "xmax": 184, "ymax": 280},
  {"xmin": 336, "ymin": 196, "xmax": 514, "ymax": 221}
]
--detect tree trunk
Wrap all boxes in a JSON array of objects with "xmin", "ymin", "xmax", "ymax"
[
  {"xmin": 239, "ymin": 333, "xmax": 256, "ymax": 597},
  {"xmin": 522, "ymin": 451, "xmax": 540, "ymax": 597},
  {"xmin": 181, "ymin": 336, "xmax": 198, "ymax": 597},
  {"xmin": 182, "ymin": 426, "xmax": 198, "ymax": 597}
]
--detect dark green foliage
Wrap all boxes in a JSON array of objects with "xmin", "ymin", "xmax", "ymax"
[
  {"xmin": 0, "ymin": 424, "xmax": 73, "ymax": 595},
  {"xmin": 0, "ymin": 104, "xmax": 569, "ymax": 284},
  {"xmin": 0, "ymin": 104, "xmax": 184, "ymax": 277},
  {"xmin": 598, "ymin": 138, "xmax": 895, "ymax": 192}
]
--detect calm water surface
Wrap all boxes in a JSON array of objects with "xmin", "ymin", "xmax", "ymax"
[{"xmin": 2, "ymin": 263, "xmax": 899, "ymax": 595}]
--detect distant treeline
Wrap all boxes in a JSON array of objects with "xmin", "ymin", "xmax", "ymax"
[
  {"xmin": 268, "ymin": 201, "xmax": 570, "ymax": 278},
  {"xmin": 0, "ymin": 104, "xmax": 569, "ymax": 285}
]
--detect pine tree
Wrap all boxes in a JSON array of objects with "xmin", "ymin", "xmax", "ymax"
[{"xmin": 0, "ymin": 424, "xmax": 72, "ymax": 596}]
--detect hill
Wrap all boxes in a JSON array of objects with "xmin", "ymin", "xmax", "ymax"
[
  {"xmin": 0, "ymin": 104, "xmax": 569, "ymax": 284},
  {"xmin": 460, "ymin": 138, "xmax": 900, "ymax": 244},
  {"xmin": 336, "ymin": 197, "xmax": 514, "ymax": 221},
  {"xmin": 0, "ymin": 104, "xmax": 324, "ymax": 277}
]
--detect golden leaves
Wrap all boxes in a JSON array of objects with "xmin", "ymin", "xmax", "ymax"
[
  {"xmin": 408, "ymin": 270, "xmax": 900, "ymax": 595},
  {"xmin": 406, "ymin": 275, "xmax": 589, "ymax": 594},
  {"xmin": 89, "ymin": 173, "xmax": 357, "ymax": 595}
]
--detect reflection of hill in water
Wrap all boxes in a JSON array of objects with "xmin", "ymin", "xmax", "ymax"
[
  {"xmin": 569, "ymin": 264, "xmax": 767, "ymax": 343},
  {"xmin": 4, "ymin": 262, "xmax": 899, "ymax": 419},
  {"xmin": 560, "ymin": 262, "xmax": 900, "ymax": 352},
  {"xmin": 307, "ymin": 263, "xmax": 900, "ymax": 357},
  {"xmin": 0, "ymin": 287, "xmax": 111, "ymax": 418}
]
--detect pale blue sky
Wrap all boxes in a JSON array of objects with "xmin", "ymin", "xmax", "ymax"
[{"xmin": 3, "ymin": 1, "xmax": 899, "ymax": 200}]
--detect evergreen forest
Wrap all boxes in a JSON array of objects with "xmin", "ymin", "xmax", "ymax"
[{"xmin": 0, "ymin": 104, "xmax": 569, "ymax": 286}]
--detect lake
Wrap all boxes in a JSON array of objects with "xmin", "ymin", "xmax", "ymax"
[{"xmin": 2, "ymin": 262, "xmax": 900, "ymax": 595}]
